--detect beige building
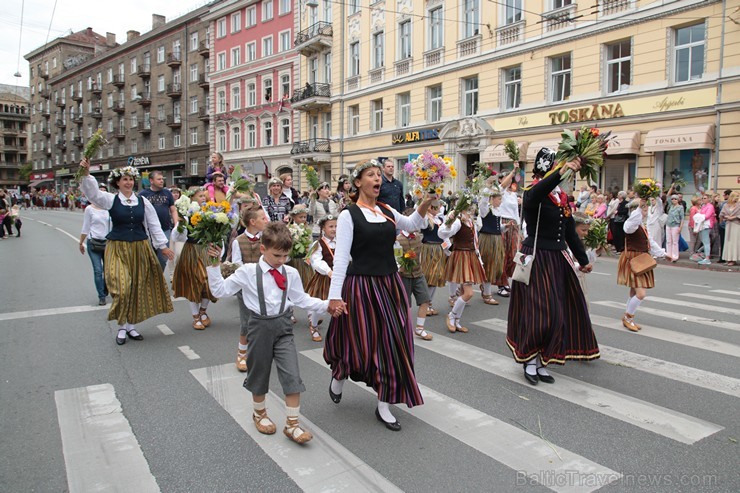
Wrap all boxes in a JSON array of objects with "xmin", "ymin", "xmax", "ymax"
[
  {"xmin": 0, "ymin": 87, "xmax": 30, "ymax": 189},
  {"xmin": 292, "ymin": 0, "xmax": 739, "ymax": 196}
]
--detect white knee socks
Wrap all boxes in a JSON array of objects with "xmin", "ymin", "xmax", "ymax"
[
  {"xmin": 450, "ymin": 297, "xmax": 467, "ymax": 319},
  {"xmin": 448, "ymin": 282, "xmax": 459, "ymax": 297},
  {"xmin": 626, "ymin": 296, "xmax": 642, "ymax": 316},
  {"xmin": 377, "ymin": 400, "xmax": 396, "ymax": 423},
  {"xmin": 189, "ymin": 302, "xmax": 200, "ymax": 316},
  {"xmin": 200, "ymin": 298, "xmax": 210, "ymax": 309},
  {"xmin": 330, "ymin": 378, "xmax": 345, "ymax": 395}
]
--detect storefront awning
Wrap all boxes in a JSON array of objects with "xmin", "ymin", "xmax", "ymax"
[
  {"xmin": 643, "ymin": 124, "xmax": 715, "ymax": 152},
  {"xmin": 28, "ymin": 179, "xmax": 54, "ymax": 188},
  {"xmin": 605, "ymin": 131, "xmax": 640, "ymax": 155},
  {"xmin": 481, "ymin": 142, "xmax": 529, "ymax": 163},
  {"xmin": 525, "ymin": 139, "xmax": 560, "ymax": 161}
]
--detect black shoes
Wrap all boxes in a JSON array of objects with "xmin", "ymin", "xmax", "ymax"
[
  {"xmin": 116, "ymin": 334, "xmax": 126, "ymax": 345},
  {"xmin": 375, "ymin": 408, "xmax": 401, "ymax": 431},
  {"xmin": 523, "ymin": 364, "xmax": 538, "ymax": 385},
  {"xmin": 98, "ymin": 298, "xmax": 107, "ymax": 306},
  {"xmin": 537, "ymin": 369, "xmax": 555, "ymax": 384},
  {"xmin": 329, "ymin": 380, "xmax": 342, "ymax": 404},
  {"xmin": 128, "ymin": 332, "xmax": 144, "ymax": 341},
  {"xmin": 523, "ymin": 364, "xmax": 556, "ymax": 384}
]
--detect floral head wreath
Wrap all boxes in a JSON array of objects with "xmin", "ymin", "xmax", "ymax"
[
  {"xmin": 290, "ymin": 204, "xmax": 308, "ymax": 216},
  {"xmin": 108, "ymin": 166, "xmax": 140, "ymax": 187},
  {"xmin": 318, "ymin": 214, "xmax": 337, "ymax": 228},
  {"xmin": 572, "ymin": 211, "xmax": 592, "ymax": 225},
  {"xmin": 317, "ymin": 181, "xmax": 330, "ymax": 190},
  {"xmin": 351, "ymin": 159, "xmax": 381, "ymax": 181}
]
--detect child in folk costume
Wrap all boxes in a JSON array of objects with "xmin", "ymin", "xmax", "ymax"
[
  {"xmin": 438, "ymin": 201, "xmax": 486, "ymax": 333},
  {"xmin": 419, "ymin": 200, "xmax": 447, "ymax": 316},
  {"xmin": 305, "ymin": 215, "xmax": 337, "ymax": 342},
  {"xmin": 477, "ymin": 181, "xmax": 504, "ymax": 306},
  {"xmin": 230, "ymin": 203, "xmax": 268, "ymax": 372},
  {"xmin": 171, "ymin": 187, "xmax": 218, "ymax": 330},
  {"xmin": 286, "ymin": 204, "xmax": 313, "ymax": 289},
  {"xmin": 397, "ymin": 210, "xmax": 434, "ymax": 340},
  {"xmin": 571, "ymin": 211, "xmax": 597, "ymax": 303},
  {"xmin": 495, "ymin": 167, "xmax": 522, "ymax": 298},
  {"xmin": 617, "ymin": 198, "xmax": 653, "ymax": 332}
]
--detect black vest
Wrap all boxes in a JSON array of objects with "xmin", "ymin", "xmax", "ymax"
[
  {"xmin": 422, "ymin": 221, "xmax": 443, "ymax": 244},
  {"xmin": 107, "ymin": 195, "xmax": 148, "ymax": 242},
  {"xmin": 346, "ymin": 204, "xmax": 397, "ymax": 276},
  {"xmin": 480, "ymin": 211, "xmax": 502, "ymax": 235}
]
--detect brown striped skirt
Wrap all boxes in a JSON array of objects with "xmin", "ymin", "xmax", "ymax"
[
  {"xmin": 617, "ymin": 249, "xmax": 655, "ymax": 289},
  {"xmin": 305, "ymin": 272, "xmax": 330, "ymax": 300},
  {"xmin": 104, "ymin": 239, "xmax": 174, "ymax": 325},
  {"xmin": 444, "ymin": 250, "xmax": 486, "ymax": 285},
  {"xmin": 172, "ymin": 242, "xmax": 217, "ymax": 303},
  {"xmin": 419, "ymin": 242, "xmax": 447, "ymax": 287},
  {"xmin": 506, "ymin": 246, "xmax": 600, "ymax": 366},
  {"xmin": 288, "ymin": 257, "xmax": 313, "ymax": 290},
  {"xmin": 479, "ymin": 233, "xmax": 505, "ymax": 284},
  {"xmin": 500, "ymin": 221, "xmax": 520, "ymax": 281}
]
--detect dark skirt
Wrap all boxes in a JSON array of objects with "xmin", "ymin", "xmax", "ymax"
[
  {"xmin": 287, "ymin": 257, "xmax": 313, "ymax": 290},
  {"xmin": 506, "ymin": 246, "xmax": 600, "ymax": 366},
  {"xmin": 305, "ymin": 272, "xmax": 330, "ymax": 300},
  {"xmin": 323, "ymin": 273, "xmax": 423, "ymax": 407},
  {"xmin": 499, "ymin": 221, "xmax": 520, "ymax": 284},
  {"xmin": 610, "ymin": 219, "xmax": 626, "ymax": 252},
  {"xmin": 172, "ymin": 242, "xmax": 217, "ymax": 303}
]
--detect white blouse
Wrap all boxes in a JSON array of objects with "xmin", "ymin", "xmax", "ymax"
[
  {"xmin": 309, "ymin": 237, "xmax": 336, "ymax": 275},
  {"xmin": 80, "ymin": 206, "xmax": 110, "ymax": 240}
]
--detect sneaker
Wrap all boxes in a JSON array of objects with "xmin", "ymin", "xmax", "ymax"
[
  {"xmin": 698, "ymin": 258, "xmax": 711, "ymax": 265},
  {"xmin": 690, "ymin": 253, "xmax": 703, "ymax": 261}
]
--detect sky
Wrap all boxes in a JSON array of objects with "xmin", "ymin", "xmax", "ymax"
[{"xmin": 0, "ymin": 0, "xmax": 210, "ymax": 89}]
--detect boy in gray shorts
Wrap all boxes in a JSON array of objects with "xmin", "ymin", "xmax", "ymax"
[{"xmin": 397, "ymin": 208, "xmax": 434, "ymax": 341}]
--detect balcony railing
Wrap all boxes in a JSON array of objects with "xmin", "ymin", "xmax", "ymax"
[
  {"xmin": 41, "ymin": 109, "xmax": 51, "ymax": 118},
  {"xmin": 91, "ymin": 83, "xmax": 102, "ymax": 95},
  {"xmin": 368, "ymin": 67, "xmax": 384, "ymax": 85},
  {"xmin": 71, "ymin": 93, "xmax": 83, "ymax": 102},
  {"xmin": 71, "ymin": 114, "xmax": 84, "ymax": 124},
  {"xmin": 290, "ymin": 138, "xmax": 331, "ymax": 158},
  {"xmin": 457, "ymin": 35, "xmax": 481, "ymax": 58},
  {"xmin": 137, "ymin": 121, "xmax": 152, "ymax": 133},
  {"xmin": 544, "ymin": 4, "xmax": 577, "ymax": 32},
  {"xmin": 197, "ymin": 108, "xmax": 210, "ymax": 121},
  {"xmin": 166, "ymin": 52, "xmax": 182, "ymax": 67},
  {"xmin": 40, "ymin": 71, "xmax": 49, "ymax": 80},
  {"xmin": 55, "ymin": 99, "xmax": 66, "ymax": 108},
  {"xmin": 600, "ymin": 0, "xmax": 631, "ymax": 16},
  {"xmin": 90, "ymin": 108, "xmax": 103, "ymax": 119},
  {"xmin": 137, "ymin": 92, "xmax": 151, "ymax": 106},
  {"xmin": 72, "ymin": 137, "xmax": 84, "ymax": 147},
  {"xmin": 112, "ymin": 129, "xmax": 126, "ymax": 140},
  {"xmin": 166, "ymin": 114, "xmax": 182, "ymax": 127},
  {"xmin": 290, "ymin": 82, "xmax": 331, "ymax": 110},
  {"xmin": 346, "ymin": 75, "xmax": 360, "ymax": 92},
  {"xmin": 198, "ymin": 41, "xmax": 210, "ymax": 57},
  {"xmin": 41, "ymin": 126, "xmax": 50, "ymax": 136},
  {"xmin": 113, "ymin": 101, "xmax": 126, "ymax": 113},
  {"xmin": 55, "ymin": 141, "xmax": 67, "ymax": 150},
  {"xmin": 423, "ymin": 48, "xmax": 444, "ymax": 68},
  {"xmin": 294, "ymin": 21, "xmax": 333, "ymax": 56},
  {"xmin": 394, "ymin": 58, "xmax": 413, "ymax": 77},
  {"xmin": 137, "ymin": 64, "xmax": 151, "ymax": 78},
  {"xmin": 55, "ymin": 119, "xmax": 67, "ymax": 128},
  {"xmin": 497, "ymin": 21, "xmax": 525, "ymax": 46},
  {"xmin": 166, "ymin": 83, "xmax": 182, "ymax": 97},
  {"xmin": 112, "ymin": 74, "xmax": 126, "ymax": 87},
  {"xmin": 39, "ymin": 89, "xmax": 50, "ymax": 99},
  {"xmin": 198, "ymin": 74, "xmax": 210, "ymax": 88}
]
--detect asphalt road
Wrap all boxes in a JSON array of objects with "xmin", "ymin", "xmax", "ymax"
[{"xmin": 1, "ymin": 209, "xmax": 738, "ymax": 493}]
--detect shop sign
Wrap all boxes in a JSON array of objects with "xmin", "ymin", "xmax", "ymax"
[
  {"xmin": 548, "ymin": 104, "xmax": 625, "ymax": 125},
  {"xmin": 128, "ymin": 155, "xmax": 151, "ymax": 167},
  {"xmin": 56, "ymin": 168, "xmax": 70, "ymax": 175},
  {"xmin": 392, "ymin": 128, "xmax": 440, "ymax": 145},
  {"xmin": 31, "ymin": 171, "xmax": 54, "ymax": 180}
]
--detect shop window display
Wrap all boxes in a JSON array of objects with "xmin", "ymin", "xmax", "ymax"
[{"xmin": 663, "ymin": 149, "xmax": 711, "ymax": 195}]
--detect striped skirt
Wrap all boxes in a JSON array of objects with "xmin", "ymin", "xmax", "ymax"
[
  {"xmin": 172, "ymin": 242, "xmax": 217, "ymax": 303},
  {"xmin": 104, "ymin": 239, "xmax": 174, "ymax": 325},
  {"xmin": 444, "ymin": 250, "xmax": 486, "ymax": 285},
  {"xmin": 323, "ymin": 273, "xmax": 423, "ymax": 407},
  {"xmin": 288, "ymin": 257, "xmax": 313, "ymax": 290},
  {"xmin": 617, "ymin": 250, "xmax": 655, "ymax": 289},
  {"xmin": 419, "ymin": 242, "xmax": 446, "ymax": 287},
  {"xmin": 479, "ymin": 233, "xmax": 505, "ymax": 284},
  {"xmin": 506, "ymin": 247, "xmax": 599, "ymax": 366},
  {"xmin": 305, "ymin": 272, "xmax": 330, "ymax": 300},
  {"xmin": 500, "ymin": 222, "xmax": 520, "ymax": 282}
]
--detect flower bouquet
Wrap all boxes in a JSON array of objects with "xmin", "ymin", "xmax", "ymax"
[
  {"xmin": 301, "ymin": 164, "xmax": 320, "ymax": 191},
  {"xmin": 397, "ymin": 250, "xmax": 418, "ymax": 273},
  {"xmin": 73, "ymin": 129, "xmax": 108, "ymax": 184},
  {"xmin": 189, "ymin": 200, "xmax": 239, "ymax": 264},
  {"xmin": 403, "ymin": 150, "xmax": 457, "ymax": 201},
  {"xmin": 174, "ymin": 195, "xmax": 203, "ymax": 233},
  {"xmin": 288, "ymin": 223, "xmax": 313, "ymax": 259},
  {"xmin": 503, "ymin": 139, "xmax": 523, "ymax": 165},
  {"xmin": 445, "ymin": 188, "xmax": 477, "ymax": 226},
  {"xmin": 584, "ymin": 218, "xmax": 610, "ymax": 255},
  {"xmin": 220, "ymin": 261, "xmax": 240, "ymax": 279},
  {"xmin": 555, "ymin": 126, "xmax": 612, "ymax": 184},
  {"xmin": 633, "ymin": 178, "xmax": 661, "ymax": 199}
]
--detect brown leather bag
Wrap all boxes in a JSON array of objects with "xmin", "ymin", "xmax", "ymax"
[{"xmin": 629, "ymin": 252, "xmax": 657, "ymax": 275}]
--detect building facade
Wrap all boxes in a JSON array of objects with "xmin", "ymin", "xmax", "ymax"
[
  {"xmin": 292, "ymin": 0, "xmax": 739, "ymax": 196},
  {"xmin": 0, "ymin": 87, "xmax": 30, "ymax": 189}
]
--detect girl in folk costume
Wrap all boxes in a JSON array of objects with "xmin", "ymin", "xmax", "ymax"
[
  {"xmin": 438, "ymin": 196, "xmax": 486, "ymax": 333},
  {"xmin": 571, "ymin": 211, "xmax": 597, "ymax": 303},
  {"xmin": 506, "ymin": 149, "xmax": 599, "ymax": 386},
  {"xmin": 231, "ymin": 203, "xmax": 268, "ymax": 372},
  {"xmin": 496, "ymin": 167, "xmax": 522, "ymax": 298},
  {"xmin": 171, "ymin": 187, "xmax": 218, "ymax": 330},
  {"xmin": 419, "ymin": 200, "xmax": 446, "ymax": 316},
  {"xmin": 305, "ymin": 215, "xmax": 337, "ymax": 342},
  {"xmin": 397, "ymin": 209, "xmax": 434, "ymax": 341},
  {"xmin": 477, "ymin": 181, "xmax": 504, "ymax": 306},
  {"xmin": 286, "ymin": 204, "xmax": 314, "ymax": 289},
  {"xmin": 77, "ymin": 159, "xmax": 174, "ymax": 345},
  {"xmin": 309, "ymin": 182, "xmax": 339, "ymax": 239},
  {"xmin": 617, "ymin": 198, "xmax": 653, "ymax": 332}
]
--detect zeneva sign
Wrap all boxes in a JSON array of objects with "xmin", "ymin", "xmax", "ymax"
[{"xmin": 548, "ymin": 103, "xmax": 625, "ymax": 125}]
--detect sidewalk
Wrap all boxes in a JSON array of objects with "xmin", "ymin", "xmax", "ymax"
[{"xmin": 661, "ymin": 251, "xmax": 739, "ymax": 273}]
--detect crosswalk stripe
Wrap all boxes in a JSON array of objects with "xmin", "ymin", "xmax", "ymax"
[
  {"xmin": 475, "ymin": 318, "xmax": 740, "ymax": 399},
  {"xmin": 710, "ymin": 289, "xmax": 740, "ymax": 296},
  {"xmin": 645, "ymin": 296, "xmax": 740, "ymax": 316},
  {"xmin": 190, "ymin": 364, "xmax": 402, "ymax": 493},
  {"xmin": 178, "ymin": 346, "xmax": 200, "ymax": 360},
  {"xmin": 678, "ymin": 293, "xmax": 740, "ymax": 306},
  {"xmin": 588, "ymin": 314, "xmax": 740, "ymax": 359},
  {"xmin": 593, "ymin": 301, "xmax": 740, "ymax": 332},
  {"xmin": 301, "ymin": 349, "xmax": 621, "ymax": 493},
  {"xmin": 55, "ymin": 384, "xmax": 160, "ymax": 493},
  {"xmin": 398, "ymin": 332, "xmax": 722, "ymax": 444}
]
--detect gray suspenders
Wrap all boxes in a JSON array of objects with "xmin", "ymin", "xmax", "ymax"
[{"xmin": 255, "ymin": 264, "xmax": 288, "ymax": 317}]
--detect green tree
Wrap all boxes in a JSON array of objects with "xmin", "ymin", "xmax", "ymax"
[{"xmin": 19, "ymin": 163, "xmax": 32, "ymax": 181}]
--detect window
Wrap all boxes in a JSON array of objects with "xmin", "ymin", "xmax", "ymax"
[
  {"xmin": 247, "ymin": 123, "xmax": 256, "ymax": 147},
  {"xmin": 157, "ymin": 46, "xmax": 165, "ymax": 63},
  {"xmin": 263, "ymin": 0, "xmax": 273, "ymax": 21},
  {"xmin": 190, "ymin": 64, "xmax": 198, "ymax": 82},
  {"xmin": 463, "ymin": 76, "xmax": 478, "ymax": 116},
  {"xmin": 217, "ymin": 18, "xmax": 227, "ymax": 38},
  {"xmin": 190, "ymin": 127, "xmax": 198, "ymax": 144},
  {"xmin": 157, "ymin": 104, "xmax": 165, "ymax": 121},
  {"xmin": 349, "ymin": 105, "xmax": 359, "ymax": 135},
  {"xmin": 246, "ymin": 6, "xmax": 257, "ymax": 27},
  {"xmin": 246, "ymin": 42, "xmax": 256, "ymax": 61},
  {"xmin": 217, "ymin": 128, "xmax": 226, "ymax": 151},
  {"xmin": 372, "ymin": 32, "xmax": 385, "ymax": 69},
  {"xmin": 504, "ymin": 0, "xmax": 522, "ymax": 24},
  {"xmin": 262, "ymin": 36, "xmax": 273, "ymax": 57},
  {"xmin": 263, "ymin": 78, "xmax": 273, "ymax": 102},
  {"xmin": 674, "ymin": 23, "xmax": 705, "ymax": 83},
  {"xmin": 463, "ymin": 0, "xmax": 479, "ymax": 38},
  {"xmin": 247, "ymin": 82, "xmax": 256, "ymax": 106},
  {"xmin": 263, "ymin": 120, "xmax": 273, "ymax": 146},
  {"xmin": 429, "ymin": 7, "xmax": 443, "ymax": 49},
  {"xmin": 173, "ymin": 68, "xmax": 181, "ymax": 85},
  {"xmin": 190, "ymin": 96, "xmax": 198, "ymax": 114},
  {"xmin": 158, "ymin": 133, "xmax": 166, "ymax": 149},
  {"xmin": 231, "ymin": 47, "xmax": 241, "ymax": 67},
  {"xmin": 310, "ymin": 115, "xmax": 319, "ymax": 139},
  {"xmin": 309, "ymin": 57, "xmax": 318, "ymax": 83},
  {"xmin": 605, "ymin": 40, "xmax": 631, "ymax": 93},
  {"xmin": 130, "ymin": 140, "xmax": 138, "ymax": 154},
  {"xmin": 281, "ymin": 118, "xmax": 290, "ymax": 144},
  {"xmin": 279, "ymin": 0, "xmax": 291, "ymax": 15},
  {"xmin": 130, "ymin": 57, "xmax": 137, "ymax": 74},
  {"xmin": 279, "ymin": 31, "xmax": 291, "ymax": 52},
  {"xmin": 174, "ymin": 133, "xmax": 181, "ymax": 148},
  {"xmin": 349, "ymin": 42, "xmax": 360, "ymax": 76},
  {"xmin": 131, "ymin": 113, "xmax": 138, "ymax": 128},
  {"xmin": 118, "ymin": 62, "xmax": 125, "ymax": 76},
  {"xmin": 107, "ymin": 68, "xmax": 114, "ymax": 82},
  {"xmin": 552, "ymin": 0, "xmax": 572, "ymax": 9},
  {"xmin": 217, "ymin": 52, "xmax": 226, "ymax": 71},
  {"xmin": 158, "ymin": 75, "xmax": 165, "ymax": 92},
  {"xmin": 218, "ymin": 90, "xmax": 227, "ymax": 112},
  {"xmin": 503, "ymin": 66, "xmax": 521, "ymax": 110},
  {"xmin": 398, "ymin": 92, "xmax": 411, "ymax": 127},
  {"xmin": 190, "ymin": 158, "xmax": 198, "ymax": 175},
  {"xmin": 324, "ymin": 52, "xmax": 332, "ymax": 83},
  {"xmin": 190, "ymin": 32, "xmax": 198, "ymax": 51},
  {"xmin": 428, "ymin": 85, "xmax": 442, "ymax": 122},
  {"xmin": 550, "ymin": 54, "xmax": 571, "ymax": 102},
  {"xmin": 232, "ymin": 12, "xmax": 241, "ymax": 33},
  {"xmin": 107, "ymin": 93, "xmax": 114, "ymax": 108},
  {"xmin": 232, "ymin": 126, "xmax": 241, "ymax": 150},
  {"xmin": 399, "ymin": 21, "xmax": 412, "ymax": 60},
  {"xmin": 232, "ymin": 85, "xmax": 241, "ymax": 109},
  {"xmin": 130, "ymin": 84, "xmax": 138, "ymax": 101},
  {"xmin": 371, "ymin": 99, "xmax": 383, "ymax": 131},
  {"xmin": 281, "ymin": 74, "xmax": 290, "ymax": 98},
  {"xmin": 349, "ymin": 0, "xmax": 359, "ymax": 15}
]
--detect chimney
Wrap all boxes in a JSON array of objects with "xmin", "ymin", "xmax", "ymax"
[
  {"xmin": 127, "ymin": 30, "xmax": 140, "ymax": 42},
  {"xmin": 152, "ymin": 14, "xmax": 166, "ymax": 29},
  {"xmin": 106, "ymin": 32, "xmax": 116, "ymax": 47},
  {"xmin": 86, "ymin": 27, "xmax": 93, "ymax": 35}
]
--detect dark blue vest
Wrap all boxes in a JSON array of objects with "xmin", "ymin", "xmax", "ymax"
[
  {"xmin": 480, "ymin": 211, "xmax": 502, "ymax": 235},
  {"xmin": 422, "ymin": 222, "xmax": 443, "ymax": 244},
  {"xmin": 107, "ymin": 194, "xmax": 148, "ymax": 242},
  {"xmin": 346, "ymin": 204, "xmax": 397, "ymax": 276}
]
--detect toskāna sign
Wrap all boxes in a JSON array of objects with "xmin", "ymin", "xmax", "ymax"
[{"xmin": 549, "ymin": 104, "xmax": 625, "ymax": 125}]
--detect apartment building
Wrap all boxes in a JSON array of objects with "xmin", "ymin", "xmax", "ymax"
[
  {"xmin": 0, "ymin": 87, "xmax": 30, "ymax": 189},
  {"xmin": 294, "ymin": 0, "xmax": 739, "ymax": 195}
]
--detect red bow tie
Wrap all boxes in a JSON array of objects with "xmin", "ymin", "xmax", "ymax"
[
  {"xmin": 268, "ymin": 268, "xmax": 286, "ymax": 290},
  {"xmin": 407, "ymin": 233, "xmax": 416, "ymax": 239},
  {"xmin": 248, "ymin": 236, "xmax": 259, "ymax": 242}
]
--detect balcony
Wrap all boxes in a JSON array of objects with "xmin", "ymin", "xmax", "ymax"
[
  {"xmin": 41, "ymin": 125, "xmax": 50, "ymax": 136},
  {"xmin": 112, "ymin": 74, "xmax": 126, "ymax": 87},
  {"xmin": 55, "ymin": 99, "xmax": 66, "ymax": 109},
  {"xmin": 71, "ymin": 93, "xmax": 83, "ymax": 102},
  {"xmin": 544, "ymin": 4, "xmax": 577, "ymax": 32},
  {"xmin": 112, "ymin": 129, "xmax": 126, "ymax": 140},
  {"xmin": 91, "ymin": 83, "xmax": 102, "ymax": 95},
  {"xmin": 368, "ymin": 67, "xmax": 384, "ymax": 85},
  {"xmin": 197, "ymin": 108, "xmax": 210, "ymax": 121},
  {"xmin": 41, "ymin": 108, "xmax": 50, "ymax": 118},
  {"xmin": 166, "ymin": 83, "xmax": 182, "ymax": 98},
  {"xmin": 55, "ymin": 119, "xmax": 66, "ymax": 128},
  {"xmin": 294, "ymin": 22, "xmax": 333, "ymax": 56},
  {"xmin": 71, "ymin": 113, "xmax": 84, "ymax": 124},
  {"xmin": 136, "ymin": 92, "xmax": 151, "ymax": 106},
  {"xmin": 90, "ymin": 107, "xmax": 103, "ymax": 119},
  {"xmin": 290, "ymin": 82, "xmax": 330, "ymax": 111},
  {"xmin": 290, "ymin": 138, "xmax": 331, "ymax": 162},
  {"xmin": 137, "ymin": 64, "xmax": 151, "ymax": 78},
  {"xmin": 72, "ymin": 137, "xmax": 84, "ymax": 147},
  {"xmin": 39, "ymin": 89, "xmax": 50, "ymax": 99},
  {"xmin": 137, "ymin": 121, "xmax": 152, "ymax": 133},
  {"xmin": 394, "ymin": 58, "xmax": 413, "ymax": 77},
  {"xmin": 1, "ymin": 128, "xmax": 19, "ymax": 136},
  {"xmin": 112, "ymin": 102, "xmax": 126, "ymax": 114},
  {"xmin": 166, "ymin": 52, "xmax": 182, "ymax": 67},
  {"xmin": 166, "ymin": 114, "xmax": 182, "ymax": 127},
  {"xmin": 198, "ymin": 74, "xmax": 209, "ymax": 89},
  {"xmin": 40, "ymin": 71, "xmax": 49, "ymax": 80},
  {"xmin": 55, "ymin": 141, "xmax": 67, "ymax": 151},
  {"xmin": 44, "ymin": 148, "xmax": 51, "ymax": 156},
  {"xmin": 497, "ymin": 21, "xmax": 525, "ymax": 46},
  {"xmin": 457, "ymin": 34, "xmax": 481, "ymax": 58},
  {"xmin": 198, "ymin": 41, "xmax": 210, "ymax": 57}
]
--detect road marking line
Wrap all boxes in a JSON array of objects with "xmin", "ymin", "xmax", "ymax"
[
  {"xmin": 24, "ymin": 216, "xmax": 81, "ymax": 243},
  {"xmin": 710, "ymin": 289, "xmax": 740, "ymax": 296},
  {"xmin": 476, "ymin": 318, "xmax": 740, "ymax": 399},
  {"xmin": 645, "ymin": 296, "xmax": 740, "ymax": 316},
  {"xmin": 55, "ymin": 383, "xmax": 160, "ymax": 493},
  {"xmin": 178, "ymin": 346, "xmax": 200, "ymax": 360},
  {"xmin": 157, "ymin": 324, "xmax": 174, "ymax": 335},
  {"xmin": 684, "ymin": 283, "xmax": 711, "ymax": 288},
  {"xmin": 54, "ymin": 226, "xmax": 79, "ymax": 242},
  {"xmin": 678, "ymin": 292, "xmax": 740, "ymax": 306},
  {"xmin": 589, "ymin": 314, "xmax": 740, "ymax": 359},
  {"xmin": 0, "ymin": 304, "xmax": 109, "ymax": 321},
  {"xmin": 590, "ymin": 271, "xmax": 611, "ymax": 276},
  {"xmin": 594, "ymin": 301, "xmax": 740, "ymax": 332},
  {"xmin": 190, "ymin": 364, "xmax": 402, "ymax": 493},
  {"xmin": 301, "ymin": 349, "xmax": 620, "ymax": 493}
]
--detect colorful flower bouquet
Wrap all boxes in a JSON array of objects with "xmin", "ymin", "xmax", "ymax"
[
  {"xmin": 446, "ymin": 188, "xmax": 477, "ymax": 226},
  {"xmin": 397, "ymin": 250, "xmax": 418, "ymax": 272},
  {"xmin": 288, "ymin": 223, "xmax": 313, "ymax": 259},
  {"xmin": 403, "ymin": 150, "xmax": 457, "ymax": 200},
  {"xmin": 555, "ymin": 126, "xmax": 612, "ymax": 184},
  {"xmin": 174, "ymin": 195, "xmax": 202, "ymax": 233},
  {"xmin": 633, "ymin": 178, "xmax": 662, "ymax": 199},
  {"xmin": 301, "ymin": 164, "xmax": 320, "ymax": 191},
  {"xmin": 188, "ymin": 201, "xmax": 239, "ymax": 263},
  {"xmin": 73, "ymin": 129, "xmax": 108, "ymax": 184}
]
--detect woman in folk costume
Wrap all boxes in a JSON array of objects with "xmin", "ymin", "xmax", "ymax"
[
  {"xmin": 419, "ymin": 200, "xmax": 446, "ymax": 316},
  {"xmin": 305, "ymin": 215, "xmax": 337, "ymax": 342},
  {"xmin": 506, "ymin": 148, "xmax": 599, "ymax": 386},
  {"xmin": 171, "ymin": 187, "xmax": 218, "ymax": 330},
  {"xmin": 476, "ymin": 180, "xmax": 504, "ymax": 306},
  {"xmin": 496, "ymin": 167, "xmax": 522, "ymax": 298},
  {"xmin": 617, "ymin": 198, "xmax": 653, "ymax": 332},
  {"xmin": 78, "ymin": 159, "xmax": 174, "ymax": 345},
  {"xmin": 324, "ymin": 159, "xmax": 437, "ymax": 431},
  {"xmin": 438, "ymin": 194, "xmax": 486, "ymax": 334}
]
